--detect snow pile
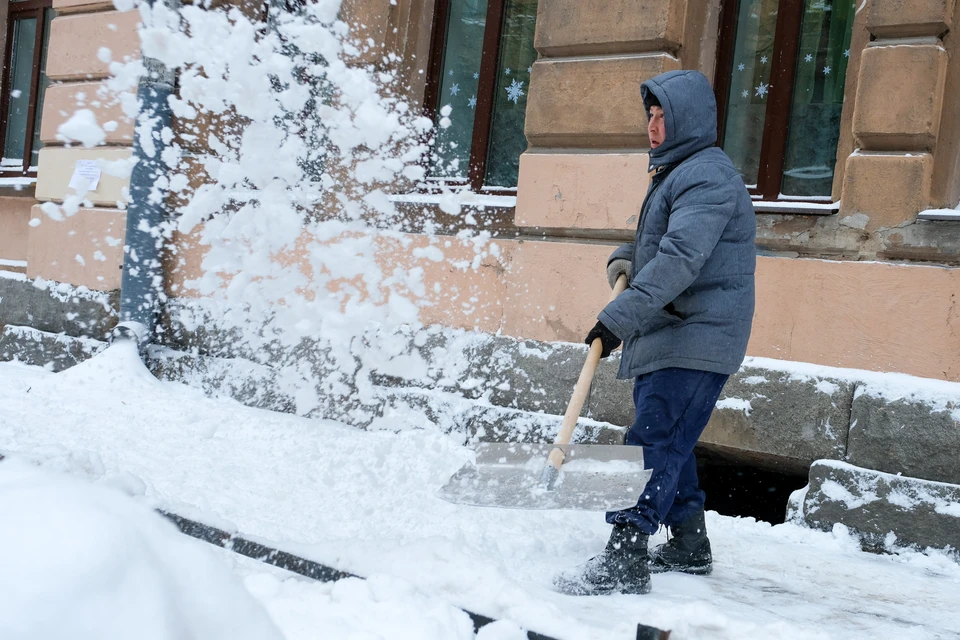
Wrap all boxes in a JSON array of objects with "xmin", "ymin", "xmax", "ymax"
[{"xmin": 0, "ymin": 458, "xmax": 282, "ymax": 640}]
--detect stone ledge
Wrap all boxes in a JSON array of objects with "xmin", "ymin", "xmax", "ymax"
[
  {"xmin": 144, "ymin": 344, "xmax": 626, "ymax": 445},
  {"xmin": 0, "ymin": 325, "xmax": 106, "ymax": 372},
  {"xmin": 534, "ymin": 0, "xmax": 684, "ymax": 58},
  {"xmin": 0, "ymin": 276, "xmax": 118, "ymax": 341},
  {"xmin": 701, "ymin": 367, "xmax": 853, "ymax": 474},
  {"xmin": 866, "ymin": 0, "xmax": 955, "ymax": 39},
  {"xmin": 796, "ymin": 460, "xmax": 960, "ymax": 557},
  {"xmin": 846, "ymin": 391, "xmax": 960, "ymax": 484}
]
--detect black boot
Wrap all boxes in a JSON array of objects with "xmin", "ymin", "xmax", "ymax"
[
  {"xmin": 649, "ymin": 509, "xmax": 713, "ymax": 575},
  {"xmin": 554, "ymin": 524, "xmax": 651, "ymax": 595}
]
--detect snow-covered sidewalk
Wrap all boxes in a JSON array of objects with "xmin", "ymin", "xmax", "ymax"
[{"xmin": 1, "ymin": 344, "xmax": 958, "ymax": 639}]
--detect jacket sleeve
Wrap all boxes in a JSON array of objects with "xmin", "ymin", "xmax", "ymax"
[
  {"xmin": 598, "ymin": 163, "xmax": 737, "ymax": 338},
  {"xmin": 607, "ymin": 242, "xmax": 634, "ymax": 266}
]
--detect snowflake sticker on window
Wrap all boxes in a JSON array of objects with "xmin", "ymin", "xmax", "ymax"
[
  {"xmin": 505, "ymin": 68, "xmax": 511, "ymax": 75},
  {"xmin": 450, "ymin": 83, "xmax": 460, "ymax": 96},
  {"xmin": 473, "ymin": 72, "xmax": 479, "ymax": 80},
  {"xmin": 505, "ymin": 78, "xmax": 525, "ymax": 104},
  {"xmin": 754, "ymin": 82, "xmax": 769, "ymax": 98},
  {"xmin": 468, "ymin": 95, "xmax": 477, "ymax": 109},
  {"xmin": 738, "ymin": 63, "xmax": 745, "ymax": 72},
  {"xmin": 805, "ymin": 54, "xmax": 813, "ymax": 63},
  {"xmin": 741, "ymin": 90, "xmax": 749, "ymax": 98},
  {"xmin": 760, "ymin": 55, "xmax": 768, "ymax": 64},
  {"xmin": 823, "ymin": 65, "xmax": 831, "ymax": 75}
]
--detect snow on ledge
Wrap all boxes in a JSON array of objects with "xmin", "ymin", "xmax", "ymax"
[
  {"xmin": 752, "ymin": 200, "xmax": 839, "ymax": 215},
  {"xmin": 388, "ymin": 192, "xmax": 517, "ymax": 208},
  {"xmin": 743, "ymin": 356, "xmax": 960, "ymax": 421},
  {"xmin": 918, "ymin": 207, "xmax": 960, "ymax": 221},
  {"xmin": 0, "ymin": 176, "xmax": 36, "ymax": 188}
]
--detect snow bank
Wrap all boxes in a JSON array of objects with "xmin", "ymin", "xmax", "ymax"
[{"xmin": 0, "ymin": 458, "xmax": 282, "ymax": 640}]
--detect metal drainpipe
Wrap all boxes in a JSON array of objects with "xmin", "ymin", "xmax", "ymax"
[{"xmin": 114, "ymin": 0, "xmax": 180, "ymax": 348}]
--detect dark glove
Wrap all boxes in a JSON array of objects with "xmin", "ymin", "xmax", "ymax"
[{"xmin": 585, "ymin": 320, "xmax": 621, "ymax": 358}]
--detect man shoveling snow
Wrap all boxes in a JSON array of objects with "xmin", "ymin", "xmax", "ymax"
[{"xmin": 557, "ymin": 70, "xmax": 756, "ymax": 596}]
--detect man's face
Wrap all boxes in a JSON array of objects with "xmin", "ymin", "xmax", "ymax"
[{"xmin": 648, "ymin": 106, "xmax": 665, "ymax": 149}]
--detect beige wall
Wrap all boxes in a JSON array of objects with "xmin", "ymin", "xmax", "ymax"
[
  {"xmin": 26, "ymin": 205, "xmax": 127, "ymax": 289},
  {"xmin": 168, "ymin": 227, "xmax": 960, "ymax": 382},
  {"xmin": 339, "ymin": 0, "xmax": 437, "ymax": 106},
  {"xmin": 46, "ymin": 10, "xmax": 141, "ymax": 82},
  {"xmin": 35, "ymin": 147, "xmax": 133, "ymax": 206},
  {"xmin": 0, "ymin": 198, "xmax": 35, "ymax": 265},
  {"xmin": 516, "ymin": 153, "xmax": 650, "ymax": 230},
  {"xmin": 40, "ymin": 81, "xmax": 135, "ymax": 145},
  {"xmin": 24, "ymin": 4, "xmax": 140, "ymax": 291}
]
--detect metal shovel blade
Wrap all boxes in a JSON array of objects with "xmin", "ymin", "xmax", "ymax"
[{"xmin": 438, "ymin": 442, "xmax": 651, "ymax": 511}]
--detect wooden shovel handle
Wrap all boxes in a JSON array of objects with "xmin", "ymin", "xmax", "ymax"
[{"xmin": 546, "ymin": 273, "xmax": 629, "ymax": 471}]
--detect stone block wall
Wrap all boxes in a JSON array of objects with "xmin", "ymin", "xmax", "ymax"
[{"xmin": 515, "ymin": 0, "xmax": 720, "ymax": 235}]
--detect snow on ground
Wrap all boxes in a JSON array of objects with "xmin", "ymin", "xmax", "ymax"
[
  {"xmin": 0, "ymin": 458, "xmax": 282, "ymax": 640},
  {"xmin": 1, "ymin": 344, "xmax": 959, "ymax": 639}
]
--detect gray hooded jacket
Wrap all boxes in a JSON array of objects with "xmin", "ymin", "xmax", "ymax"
[{"xmin": 598, "ymin": 70, "xmax": 756, "ymax": 378}]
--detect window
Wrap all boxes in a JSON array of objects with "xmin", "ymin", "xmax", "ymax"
[
  {"xmin": 1, "ymin": 0, "xmax": 53, "ymax": 178},
  {"xmin": 424, "ymin": 0, "xmax": 537, "ymax": 192},
  {"xmin": 715, "ymin": 0, "xmax": 854, "ymax": 201}
]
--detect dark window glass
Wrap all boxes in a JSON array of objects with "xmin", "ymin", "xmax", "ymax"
[
  {"xmin": 781, "ymin": 0, "xmax": 854, "ymax": 197},
  {"xmin": 431, "ymin": 0, "xmax": 488, "ymax": 180},
  {"xmin": 2, "ymin": 17, "xmax": 38, "ymax": 165},
  {"xmin": 483, "ymin": 0, "xmax": 536, "ymax": 189},
  {"xmin": 717, "ymin": 0, "xmax": 854, "ymax": 201}
]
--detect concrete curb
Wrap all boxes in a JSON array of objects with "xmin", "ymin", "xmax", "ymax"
[{"xmin": 796, "ymin": 460, "xmax": 960, "ymax": 557}]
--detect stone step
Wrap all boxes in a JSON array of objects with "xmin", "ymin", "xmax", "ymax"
[
  {"xmin": 0, "ymin": 325, "xmax": 106, "ymax": 372},
  {"xmin": 792, "ymin": 460, "xmax": 960, "ymax": 558}
]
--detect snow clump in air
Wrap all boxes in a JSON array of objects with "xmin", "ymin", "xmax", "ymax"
[{"xmin": 87, "ymin": 0, "xmax": 503, "ymax": 421}]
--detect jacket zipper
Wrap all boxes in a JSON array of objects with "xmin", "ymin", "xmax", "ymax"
[{"xmin": 633, "ymin": 167, "xmax": 669, "ymax": 278}]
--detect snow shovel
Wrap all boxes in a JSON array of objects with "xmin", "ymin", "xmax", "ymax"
[{"xmin": 438, "ymin": 274, "xmax": 651, "ymax": 511}]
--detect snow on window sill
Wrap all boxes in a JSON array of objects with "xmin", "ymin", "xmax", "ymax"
[
  {"xmin": 917, "ymin": 208, "xmax": 960, "ymax": 221},
  {"xmin": 0, "ymin": 176, "xmax": 37, "ymax": 188},
  {"xmin": 752, "ymin": 200, "xmax": 839, "ymax": 215},
  {"xmin": 388, "ymin": 192, "xmax": 517, "ymax": 208}
]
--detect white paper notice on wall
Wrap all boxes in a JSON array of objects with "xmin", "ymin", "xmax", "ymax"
[{"xmin": 68, "ymin": 160, "xmax": 102, "ymax": 192}]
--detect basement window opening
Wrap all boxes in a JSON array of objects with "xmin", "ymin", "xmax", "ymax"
[{"xmin": 695, "ymin": 450, "xmax": 809, "ymax": 525}]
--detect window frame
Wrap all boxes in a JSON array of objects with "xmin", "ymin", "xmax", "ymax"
[
  {"xmin": 422, "ymin": 0, "xmax": 517, "ymax": 195},
  {"xmin": 0, "ymin": 0, "xmax": 53, "ymax": 179},
  {"xmin": 715, "ymin": 0, "xmax": 838, "ymax": 204}
]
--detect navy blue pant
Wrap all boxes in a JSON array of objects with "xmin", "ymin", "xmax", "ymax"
[{"xmin": 606, "ymin": 367, "xmax": 728, "ymax": 535}]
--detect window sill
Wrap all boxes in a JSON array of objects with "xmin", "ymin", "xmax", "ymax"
[
  {"xmin": 752, "ymin": 200, "xmax": 839, "ymax": 215},
  {"xmin": 917, "ymin": 209, "xmax": 960, "ymax": 221},
  {"xmin": 388, "ymin": 192, "xmax": 517, "ymax": 209},
  {"xmin": 0, "ymin": 176, "xmax": 37, "ymax": 188},
  {"xmin": 0, "ymin": 176, "xmax": 38, "ymax": 199}
]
